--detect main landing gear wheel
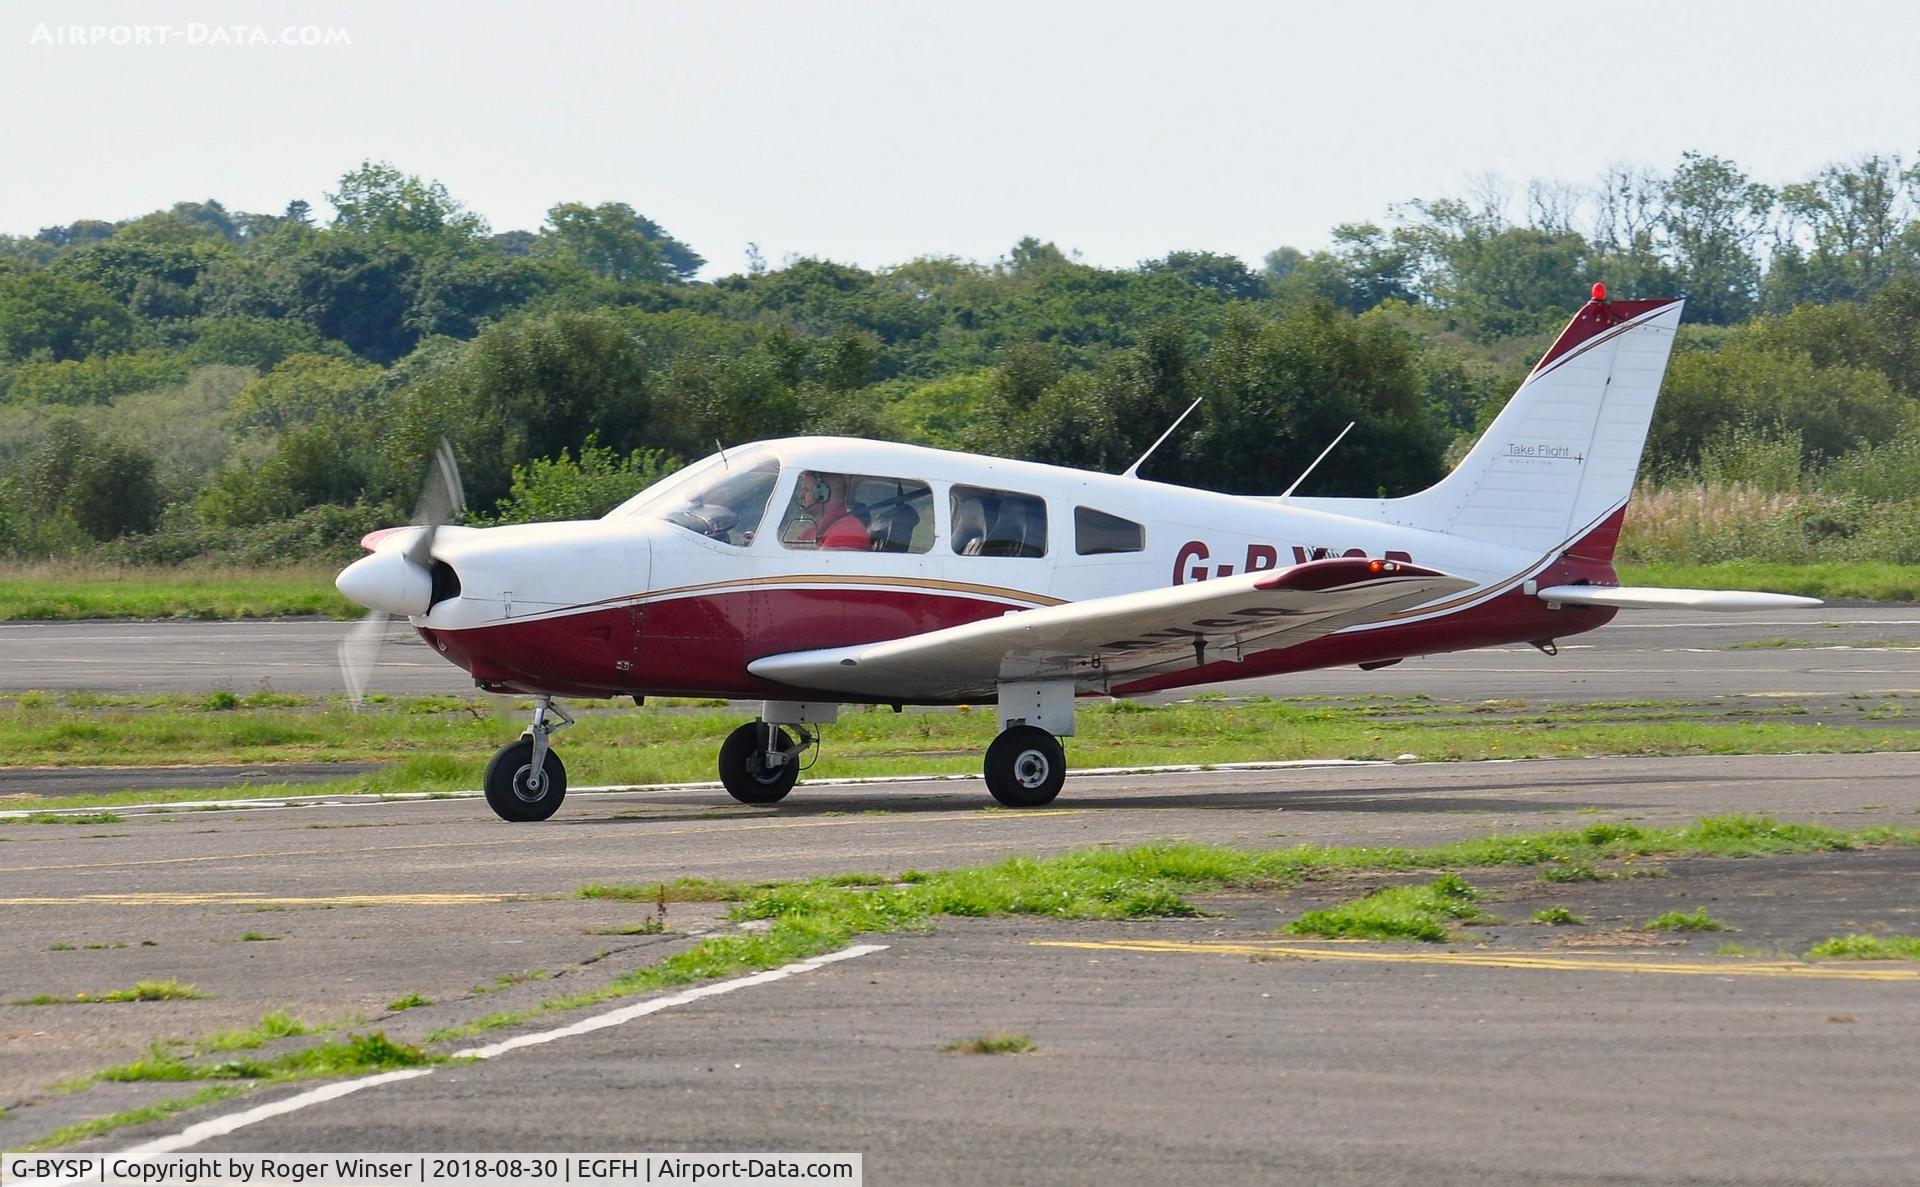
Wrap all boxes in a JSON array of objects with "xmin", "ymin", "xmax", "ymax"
[
  {"xmin": 984, "ymin": 725, "xmax": 1066, "ymax": 808},
  {"xmin": 719, "ymin": 722, "xmax": 800, "ymax": 804},
  {"xmin": 483, "ymin": 737, "xmax": 567, "ymax": 822}
]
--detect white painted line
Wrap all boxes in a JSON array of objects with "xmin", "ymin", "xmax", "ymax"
[
  {"xmin": 0, "ymin": 759, "xmax": 1398, "ymax": 819},
  {"xmin": 114, "ymin": 943, "xmax": 890, "ymax": 1155},
  {"xmin": 122, "ymin": 1070, "xmax": 434, "ymax": 1155},
  {"xmin": 18, "ymin": 739, "xmax": 1920, "ymax": 823},
  {"xmin": 453, "ymin": 943, "xmax": 890, "ymax": 1060},
  {"xmin": 14, "ymin": 747, "xmax": 1920, "ymax": 822}
]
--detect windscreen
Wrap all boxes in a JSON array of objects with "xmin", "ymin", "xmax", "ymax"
[{"xmin": 608, "ymin": 451, "xmax": 780, "ymax": 547}]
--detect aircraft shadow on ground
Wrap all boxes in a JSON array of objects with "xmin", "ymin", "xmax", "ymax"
[{"xmin": 560, "ymin": 783, "xmax": 1640, "ymax": 821}]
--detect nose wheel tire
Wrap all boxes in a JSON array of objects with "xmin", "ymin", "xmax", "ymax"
[
  {"xmin": 483, "ymin": 737, "xmax": 567, "ymax": 822},
  {"xmin": 984, "ymin": 725, "xmax": 1066, "ymax": 808},
  {"xmin": 719, "ymin": 722, "xmax": 800, "ymax": 804}
]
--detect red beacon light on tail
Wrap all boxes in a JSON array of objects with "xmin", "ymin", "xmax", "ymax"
[{"xmin": 1591, "ymin": 282, "xmax": 1607, "ymax": 302}]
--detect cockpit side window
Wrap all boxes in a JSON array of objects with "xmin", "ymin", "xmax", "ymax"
[
  {"xmin": 1074, "ymin": 506, "xmax": 1145, "ymax": 555},
  {"xmin": 780, "ymin": 471, "xmax": 933, "ymax": 553},
  {"xmin": 951, "ymin": 485, "xmax": 1047, "ymax": 558},
  {"xmin": 622, "ymin": 456, "xmax": 778, "ymax": 547}
]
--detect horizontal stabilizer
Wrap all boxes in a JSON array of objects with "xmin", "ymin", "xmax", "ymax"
[{"xmin": 1535, "ymin": 585, "xmax": 1822, "ymax": 612}]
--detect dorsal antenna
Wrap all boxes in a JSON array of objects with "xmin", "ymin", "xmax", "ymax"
[
  {"xmin": 714, "ymin": 438, "xmax": 728, "ymax": 468},
  {"xmin": 1122, "ymin": 397, "xmax": 1204, "ymax": 479},
  {"xmin": 1278, "ymin": 421, "xmax": 1355, "ymax": 498}
]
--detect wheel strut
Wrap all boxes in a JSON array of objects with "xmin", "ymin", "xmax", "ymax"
[
  {"xmin": 524, "ymin": 697, "xmax": 574, "ymax": 793},
  {"xmin": 759, "ymin": 720, "xmax": 816, "ymax": 769}
]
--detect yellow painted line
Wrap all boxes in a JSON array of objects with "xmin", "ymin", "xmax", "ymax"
[
  {"xmin": 1030, "ymin": 938, "xmax": 1920, "ymax": 981},
  {"xmin": 0, "ymin": 808, "xmax": 1087, "ymax": 874},
  {"xmin": 0, "ymin": 892, "xmax": 523, "ymax": 906}
]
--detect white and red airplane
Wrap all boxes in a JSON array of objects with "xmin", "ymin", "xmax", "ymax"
[{"xmin": 337, "ymin": 287, "xmax": 1818, "ymax": 821}]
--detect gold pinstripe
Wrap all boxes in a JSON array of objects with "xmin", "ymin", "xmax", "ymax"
[{"xmin": 526, "ymin": 573, "xmax": 1067, "ymax": 620}]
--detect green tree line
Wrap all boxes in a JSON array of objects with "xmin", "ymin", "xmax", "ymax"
[{"xmin": 1, "ymin": 153, "xmax": 1918, "ymax": 562}]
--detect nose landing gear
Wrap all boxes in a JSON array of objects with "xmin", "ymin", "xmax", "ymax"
[{"xmin": 484, "ymin": 696, "xmax": 572, "ymax": 822}]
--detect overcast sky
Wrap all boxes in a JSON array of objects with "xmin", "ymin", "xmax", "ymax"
[{"xmin": 4, "ymin": 0, "xmax": 1918, "ymax": 276}]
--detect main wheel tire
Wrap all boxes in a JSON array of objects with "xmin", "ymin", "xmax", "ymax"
[
  {"xmin": 719, "ymin": 722, "xmax": 799, "ymax": 804},
  {"xmin": 984, "ymin": 725, "xmax": 1066, "ymax": 808},
  {"xmin": 483, "ymin": 737, "xmax": 567, "ymax": 822}
]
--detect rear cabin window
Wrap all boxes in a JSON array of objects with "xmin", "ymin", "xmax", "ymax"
[
  {"xmin": 950, "ymin": 485, "xmax": 1047, "ymax": 558},
  {"xmin": 778, "ymin": 470, "xmax": 934, "ymax": 553},
  {"xmin": 1074, "ymin": 506, "xmax": 1145, "ymax": 555}
]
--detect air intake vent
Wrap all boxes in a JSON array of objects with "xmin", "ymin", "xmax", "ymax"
[{"xmin": 428, "ymin": 560, "xmax": 462, "ymax": 609}]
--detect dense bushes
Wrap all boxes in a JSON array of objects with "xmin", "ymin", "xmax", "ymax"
[
  {"xmin": 2, "ymin": 418, "xmax": 161, "ymax": 545},
  {"xmin": 3, "ymin": 155, "xmax": 1919, "ymax": 566},
  {"xmin": 481, "ymin": 437, "xmax": 679, "ymax": 525}
]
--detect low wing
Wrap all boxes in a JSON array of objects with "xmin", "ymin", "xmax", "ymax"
[
  {"xmin": 748, "ymin": 557, "xmax": 1473, "ymax": 701},
  {"xmin": 1536, "ymin": 585, "xmax": 1821, "ymax": 612}
]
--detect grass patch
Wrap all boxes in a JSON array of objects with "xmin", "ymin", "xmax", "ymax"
[
  {"xmin": 1644, "ymin": 908, "xmax": 1728, "ymax": 932},
  {"xmin": 1531, "ymin": 906, "xmax": 1583, "ymax": 925},
  {"xmin": 1283, "ymin": 873, "xmax": 1494, "ymax": 942},
  {"xmin": 9, "ymin": 811, "xmax": 124, "ymax": 825},
  {"xmin": 97, "ymin": 980, "xmax": 209, "ymax": 1002},
  {"xmin": 386, "ymin": 993, "xmax": 433, "ymax": 1011},
  {"xmin": 201, "ymin": 1010, "xmax": 312, "ymax": 1052},
  {"xmin": 1537, "ymin": 859, "xmax": 1605, "ymax": 883},
  {"xmin": 16, "ymin": 1012, "xmax": 333, "ymax": 1146},
  {"xmin": 423, "ymin": 816, "xmax": 1919, "ymax": 1042},
  {"xmin": 0, "ymin": 563, "xmax": 354, "ymax": 622},
  {"xmin": 18, "ymin": 1085, "xmax": 248, "ymax": 1152},
  {"xmin": 1725, "ymin": 637, "xmax": 1815, "ymax": 651},
  {"xmin": 1805, "ymin": 934, "xmax": 1920, "ymax": 960},
  {"xmin": 576, "ymin": 877, "xmax": 753, "ymax": 903},
  {"xmin": 100, "ymin": 980, "xmax": 209, "ymax": 1002},
  {"xmin": 234, "ymin": 932, "xmax": 279, "ymax": 943},
  {"xmin": 16, "ymin": 693, "xmax": 1920, "ymax": 813},
  {"xmin": 95, "ymin": 1031, "xmax": 432, "ymax": 1087},
  {"xmin": 11, "ymin": 980, "xmax": 208, "ymax": 1005},
  {"xmin": 941, "ymin": 1033, "xmax": 1035, "ymax": 1055},
  {"xmin": 1616, "ymin": 561, "xmax": 1920, "ymax": 603}
]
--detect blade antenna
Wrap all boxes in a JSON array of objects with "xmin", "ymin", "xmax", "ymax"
[
  {"xmin": 1278, "ymin": 421, "xmax": 1355, "ymax": 498},
  {"xmin": 1121, "ymin": 397, "xmax": 1203, "ymax": 480}
]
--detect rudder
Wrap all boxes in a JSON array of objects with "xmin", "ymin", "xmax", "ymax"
[{"xmin": 1298, "ymin": 292, "xmax": 1684, "ymax": 559}]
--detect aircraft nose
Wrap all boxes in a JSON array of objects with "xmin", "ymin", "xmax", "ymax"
[{"xmin": 337, "ymin": 549, "xmax": 432, "ymax": 617}]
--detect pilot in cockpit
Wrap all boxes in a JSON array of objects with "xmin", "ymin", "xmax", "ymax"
[{"xmin": 791, "ymin": 471, "xmax": 870, "ymax": 550}]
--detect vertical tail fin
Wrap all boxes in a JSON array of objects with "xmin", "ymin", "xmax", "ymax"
[{"xmin": 1305, "ymin": 293, "xmax": 1684, "ymax": 560}]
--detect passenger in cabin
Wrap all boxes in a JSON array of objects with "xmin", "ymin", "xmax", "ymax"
[{"xmin": 791, "ymin": 471, "xmax": 871, "ymax": 550}]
